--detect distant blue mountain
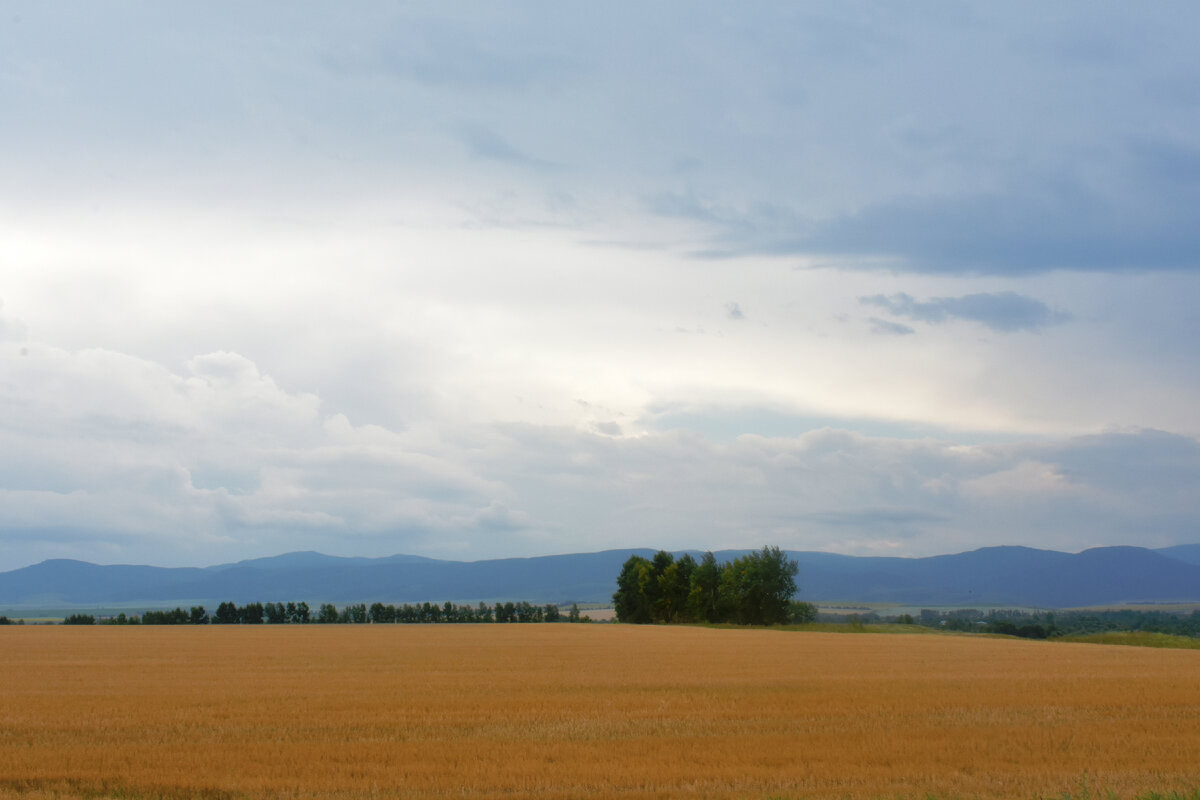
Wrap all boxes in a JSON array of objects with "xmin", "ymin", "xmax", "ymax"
[
  {"xmin": 1157, "ymin": 543, "xmax": 1200, "ymax": 566},
  {"xmin": 1, "ymin": 544, "xmax": 1198, "ymax": 609}
]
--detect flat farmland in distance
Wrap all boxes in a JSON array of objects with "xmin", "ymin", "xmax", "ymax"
[{"xmin": 2, "ymin": 626, "xmax": 1199, "ymax": 800}]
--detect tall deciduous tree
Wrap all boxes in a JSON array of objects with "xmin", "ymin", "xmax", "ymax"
[
  {"xmin": 687, "ymin": 552, "xmax": 722, "ymax": 623},
  {"xmin": 613, "ymin": 555, "xmax": 654, "ymax": 623},
  {"xmin": 213, "ymin": 602, "xmax": 239, "ymax": 624}
]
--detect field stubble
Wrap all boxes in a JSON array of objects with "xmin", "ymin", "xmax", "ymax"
[{"xmin": 1, "ymin": 625, "xmax": 1198, "ymax": 799}]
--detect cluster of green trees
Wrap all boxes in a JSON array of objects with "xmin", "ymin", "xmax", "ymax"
[
  {"xmin": 317, "ymin": 600, "xmax": 582, "ymax": 624},
  {"xmin": 613, "ymin": 546, "xmax": 803, "ymax": 625},
  {"xmin": 904, "ymin": 608, "xmax": 1200, "ymax": 639},
  {"xmin": 1053, "ymin": 608, "xmax": 1200, "ymax": 637},
  {"xmin": 88, "ymin": 600, "xmax": 588, "ymax": 625}
]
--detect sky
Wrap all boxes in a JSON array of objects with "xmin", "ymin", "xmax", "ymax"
[{"xmin": 3, "ymin": 2, "xmax": 1200, "ymax": 571}]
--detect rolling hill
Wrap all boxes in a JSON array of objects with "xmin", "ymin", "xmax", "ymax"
[{"xmin": 1, "ymin": 544, "xmax": 1198, "ymax": 610}]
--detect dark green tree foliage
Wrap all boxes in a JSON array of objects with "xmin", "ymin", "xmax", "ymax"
[
  {"xmin": 213, "ymin": 602, "xmax": 240, "ymax": 624},
  {"xmin": 613, "ymin": 555, "xmax": 654, "ymax": 623},
  {"xmin": 142, "ymin": 607, "xmax": 189, "ymax": 625},
  {"xmin": 264, "ymin": 602, "xmax": 286, "ymax": 624},
  {"xmin": 658, "ymin": 553, "xmax": 694, "ymax": 622},
  {"xmin": 790, "ymin": 601, "xmax": 818, "ymax": 624},
  {"xmin": 723, "ymin": 546, "xmax": 798, "ymax": 625},
  {"xmin": 687, "ymin": 551, "xmax": 722, "ymax": 623},
  {"xmin": 613, "ymin": 546, "xmax": 799, "ymax": 625},
  {"xmin": 909, "ymin": 608, "xmax": 1200, "ymax": 639},
  {"xmin": 513, "ymin": 601, "xmax": 541, "ymax": 623},
  {"xmin": 239, "ymin": 602, "xmax": 265, "ymax": 624},
  {"xmin": 285, "ymin": 602, "xmax": 310, "ymax": 624},
  {"xmin": 61, "ymin": 600, "xmax": 582, "ymax": 628}
]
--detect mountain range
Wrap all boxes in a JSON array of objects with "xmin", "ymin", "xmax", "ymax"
[{"xmin": 2, "ymin": 544, "xmax": 1199, "ymax": 610}]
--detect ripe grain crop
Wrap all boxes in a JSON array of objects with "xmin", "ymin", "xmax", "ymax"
[{"xmin": 1, "ymin": 625, "xmax": 1198, "ymax": 799}]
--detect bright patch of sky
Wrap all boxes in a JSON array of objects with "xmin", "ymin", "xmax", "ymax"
[{"xmin": 2, "ymin": 2, "xmax": 1199, "ymax": 569}]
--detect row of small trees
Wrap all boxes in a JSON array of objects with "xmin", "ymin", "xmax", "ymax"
[
  {"xmin": 613, "ymin": 546, "xmax": 803, "ymax": 625},
  {"xmin": 83, "ymin": 600, "xmax": 588, "ymax": 625}
]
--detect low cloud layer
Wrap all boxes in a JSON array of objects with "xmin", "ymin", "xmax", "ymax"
[{"xmin": 1, "ymin": 337, "xmax": 1198, "ymax": 570}]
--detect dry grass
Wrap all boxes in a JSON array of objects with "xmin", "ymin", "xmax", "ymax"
[{"xmin": 1, "ymin": 625, "xmax": 1198, "ymax": 799}]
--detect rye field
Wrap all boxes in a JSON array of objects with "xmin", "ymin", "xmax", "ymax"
[{"xmin": 2, "ymin": 625, "xmax": 1199, "ymax": 800}]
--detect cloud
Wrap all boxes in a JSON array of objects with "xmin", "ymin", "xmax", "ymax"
[
  {"xmin": 2, "ymin": 337, "xmax": 1199, "ymax": 570},
  {"xmin": 959, "ymin": 460, "xmax": 1083, "ymax": 500},
  {"xmin": 364, "ymin": 12, "xmax": 578, "ymax": 91},
  {"xmin": 860, "ymin": 292, "xmax": 1070, "ymax": 332},
  {"xmin": 795, "ymin": 507, "xmax": 950, "ymax": 530},
  {"xmin": 594, "ymin": 421, "xmax": 622, "ymax": 437},
  {"xmin": 0, "ymin": 343, "xmax": 510, "ymax": 568},
  {"xmin": 458, "ymin": 124, "xmax": 559, "ymax": 169},
  {"xmin": 0, "ymin": 300, "xmax": 29, "ymax": 342},
  {"xmin": 786, "ymin": 155, "xmax": 1200, "ymax": 274},
  {"xmin": 457, "ymin": 501, "xmax": 532, "ymax": 533},
  {"xmin": 473, "ymin": 425, "xmax": 1200, "ymax": 560},
  {"xmin": 653, "ymin": 140, "xmax": 1200, "ymax": 277},
  {"xmin": 645, "ymin": 192, "xmax": 809, "ymax": 257},
  {"xmin": 807, "ymin": 184, "xmax": 1187, "ymax": 274},
  {"xmin": 868, "ymin": 317, "xmax": 915, "ymax": 337},
  {"xmin": 3, "ymin": 5, "xmax": 1200, "ymax": 571}
]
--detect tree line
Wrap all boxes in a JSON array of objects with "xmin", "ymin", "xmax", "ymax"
[
  {"xmin": 613, "ymin": 546, "xmax": 810, "ymax": 625},
  {"xmin": 904, "ymin": 607, "xmax": 1200, "ymax": 639},
  {"xmin": 63, "ymin": 600, "xmax": 590, "ymax": 625}
]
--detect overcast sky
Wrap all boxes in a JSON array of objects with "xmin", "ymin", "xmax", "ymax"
[{"xmin": 3, "ymin": 2, "xmax": 1200, "ymax": 570}]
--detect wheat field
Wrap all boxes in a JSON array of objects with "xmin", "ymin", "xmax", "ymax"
[{"xmin": 1, "ymin": 624, "xmax": 1198, "ymax": 799}]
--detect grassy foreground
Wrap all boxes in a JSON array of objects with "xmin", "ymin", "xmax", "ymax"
[
  {"xmin": 1056, "ymin": 631, "xmax": 1200, "ymax": 650},
  {"xmin": 2, "ymin": 625, "xmax": 1199, "ymax": 800},
  {"xmin": 768, "ymin": 622, "xmax": 1200, "ymax": 651}
]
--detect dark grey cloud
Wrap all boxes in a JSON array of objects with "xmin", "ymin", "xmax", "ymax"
[
  {"xmin": 1045, "ymin": 428, "xmax": 1200, "ymax": 497},
  {"xmin": 674, "ymin": 137, "xmax": 1200, "ymax": 276},
  {"xmin": 805, "ymin": 173, "xmax": 1200, "ymax": 274},
  {"xmin": 860, "ymin": 291, "xmax": 1070, "ymax": 333}
]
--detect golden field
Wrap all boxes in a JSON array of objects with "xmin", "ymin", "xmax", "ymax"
[{"xmin": 1, "ymin": 625, "xmax": 1199, "ymax": 800}]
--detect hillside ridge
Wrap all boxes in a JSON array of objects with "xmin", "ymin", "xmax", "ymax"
[{"xmin": 2, "ymin": 544, "xmax": 1198, "ymax": 608}]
